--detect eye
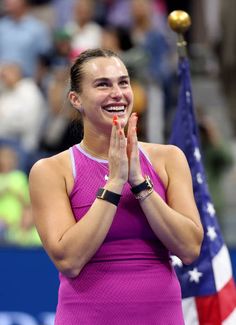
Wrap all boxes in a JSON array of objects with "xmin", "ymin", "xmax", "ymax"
[
  {"xmin": 96, "ymin": 82, "xmax": 109, "ymax": 88},
  {"xmin": 119, "ymin": 79, "xmax": 129, "ymax": 87}
]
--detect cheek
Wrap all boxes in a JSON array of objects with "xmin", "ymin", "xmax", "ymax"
[
  {"xmin": 126, "ymin": 89, "xmax": 134, "ymax": 104},
  {"xmin": 83, "ymin": 92, "xmax": 108, "ymax": 109}
]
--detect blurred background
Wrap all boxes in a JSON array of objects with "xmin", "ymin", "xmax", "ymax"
[{"xmin": 0, "ymin": 0, "xmax": 236, "ymax": 324}]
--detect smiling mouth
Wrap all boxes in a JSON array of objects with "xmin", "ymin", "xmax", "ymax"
[{"xmin": 102, "ymin": 105, "xmax": 126, "ymax": 113}]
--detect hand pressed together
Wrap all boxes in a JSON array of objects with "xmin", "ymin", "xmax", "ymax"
[{"xmin": 107, "ymin": 113, "xmax": 144, "ymax": 188}]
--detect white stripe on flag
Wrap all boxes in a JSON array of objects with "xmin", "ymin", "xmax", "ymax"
[
  {"xmin": 212, "ymin": 245, "xmax": 233, "ymax": 291},
  {"xmin": 182, "ymin": 297, "xmax": 199, "ymax": 325},
  {"xmin": 222, "ymin": 308, "xmax": 236, "ymax": 325}
]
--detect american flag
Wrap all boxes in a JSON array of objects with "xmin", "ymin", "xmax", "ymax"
[{"xmin": 169, "ymin": 57, "xmax": 236, "ymax": 324}]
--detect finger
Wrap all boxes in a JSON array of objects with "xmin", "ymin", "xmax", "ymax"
[
  {"xmin": 127, "ymin": 117, "xmax": 131, "ymax": 145},
  {"xmin": 119, "ymin": 127, "xmax": 127, "ymax": 158},
  {"xmin": 109, "ymin": 115, "xmax": 119, "ymax": 154},
  {"xmin": 129, "ymin": 112, "xmax": 138, "ymax": 136},
  {"xmin": 127, "ymin": 112, "xmax": 135, "ymax": 146},
  {"xmin": 130, "ymin": 114, "xmax": 138, "ymax": 148},
  {"xmin": 131, "ymin": 112, "xmax": 138, "ymax": 130}
]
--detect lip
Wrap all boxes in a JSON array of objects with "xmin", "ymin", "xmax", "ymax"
[
  {"xmin": 102, "ymin": 108, "xmax": 127, "ymax": 118},
  {"xmin": 101, "ymin": 103, "xmax": 127, "ymax": 114},
  {"xmin": 102, "ymin": 103, "xmax": 127, "ymax": 108}
]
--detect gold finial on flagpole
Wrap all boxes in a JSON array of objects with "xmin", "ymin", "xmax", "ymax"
[{"xmin": 168, "ymin": 10, "xmax": 191, "ymax": 57}]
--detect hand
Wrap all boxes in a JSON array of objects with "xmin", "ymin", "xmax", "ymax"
[
  {"xmin": 106, "ymin": 116, "xmax": 129, "ymax": 189},
  {"xmin": 127, "ymin": 113, "xmax": 144, "ymax": 186}
]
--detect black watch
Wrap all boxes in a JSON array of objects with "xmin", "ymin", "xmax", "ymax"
[
  {"xmin": 96, "ymin": 188, "xmax": 121, "ymax": 206},
  {"xmin": 131, "ymin": 176, "xmax": 153, "ymax": 194}
]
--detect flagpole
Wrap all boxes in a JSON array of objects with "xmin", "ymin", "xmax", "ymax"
[{"xmin": 168, "ymin": 10, "xmax": 191, "ymax": 58}]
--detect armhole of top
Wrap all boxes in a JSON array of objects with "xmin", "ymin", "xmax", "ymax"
[
  {"xmin": 138, "ymin": 143, "xmax": 167, "ymax": 192},
  {"xmin": 69, "ymin": 147, "xmax": 76, "ymax": 179},
  {"xmin": 138, "ymin": 143, "xmax": 152, "ymax": 165}
]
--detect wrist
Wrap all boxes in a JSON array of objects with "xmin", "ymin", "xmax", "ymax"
[
  {"xmin": 129, "ymin": 176, "xmax": 145, "ymax": 187},
  {"xmin": 96, "ymin": 188, "xmax": 121, "ymax": 206},
  {"xmin": 131, "ymin": 175, "xmax": 153, "ymax": 195},
  {"xmin": 104, "ymin": 179, "xmax": 125, "ymax": 194}
]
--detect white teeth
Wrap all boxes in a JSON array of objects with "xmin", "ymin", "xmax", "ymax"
[{"xmin": 105, "ymin": 106, "xmax": 125, "ymax": 112}]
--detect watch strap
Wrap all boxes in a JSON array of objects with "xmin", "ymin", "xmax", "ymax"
[
  {"xmin": 96, "ymin": 188, "xmax": 121, "ymax": 206},
  {"xmin": 131, "ymin": 176, "xmax": 153, "ymax": 194}
]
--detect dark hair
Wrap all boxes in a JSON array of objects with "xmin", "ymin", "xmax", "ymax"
[{"xmin": 70, "ymin": 48, "xmax": 120, "ymax": 93}]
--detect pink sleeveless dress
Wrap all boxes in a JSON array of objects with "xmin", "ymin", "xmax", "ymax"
[{"xmin": 54, "ymin": 143, "xmax": 184, "ymax": 325}]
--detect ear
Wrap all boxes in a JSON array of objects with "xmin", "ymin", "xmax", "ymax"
[{"xmin": 68, "ymin": 91, "xmax": 82, "ymax": 111}]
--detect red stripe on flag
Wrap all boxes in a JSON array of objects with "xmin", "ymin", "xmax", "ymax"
[
  {"xmin": 195, "ymin": 278, "xmax": 236, "ymax": 324},
  {"xmin": 219, "ymin": 278, "xmax": 236, "ymax": 320}
]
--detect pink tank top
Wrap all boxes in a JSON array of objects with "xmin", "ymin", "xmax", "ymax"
[
  {"xmin": 55, "ymin": 143, "xmax": 184, "ymax": 325},
  {"xmin": 68, "ymin": 143, "xmax": 169, "ymax": 261}
]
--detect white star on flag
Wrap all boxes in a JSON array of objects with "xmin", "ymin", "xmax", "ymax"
[
  {"xmin": 185, "ymin": 90, "xmax": 191, "ymax": 104},
  {"xmin": 196, "ymin": 172, "xmax": 203, "ymax": 184},
  {"xmin": 206, "ymin": 202, "xmax": 215, "ymax": 217},
  {"xmin": 207, "ymin": 226, "xmax": 217, "ymax": 241},
  {"xmin": 194, "ymin": 147, "xmax": 201, "ymax": 161},
  {"xmin": 188, "ymin": 267, "xmax": 203, "ymax": 283},
  {"xmin": 171, "ymin": 255, "xmax": 183, "ymax": 267}
]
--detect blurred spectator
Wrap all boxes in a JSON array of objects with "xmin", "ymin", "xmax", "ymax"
[
  {"xmin": 0, "ymin": 62, "xmax": 46, "ymax": 154},
  {"xmin": 0, "ymin": 144, "xmax": 41, "ymax": 246},
  {"xmin": 130, "ymin": 0, "xmax": 174, "ymax": 91},
  {"xmin": 52, "ymin": 0, "xmax": 75, "ymax": 28},
  {"xmin": 65, "ymin": 0, "xmax": 103, "ymax": 57},
  {"xmin": 39, "ymin": 63, "xmax": 82, "ymax": 153},
  {"xmin": 0, "ymin": 0, "xmax": 52, "ymax": 77},
  {"xmin": 106, "ymin": 0, "xmax": 132, "ymax": 28},
  {"xmin": 198, "ymin": 110, "xmax": 234, "ymax": 223},
  {"xmin": 129, "ymin": 0, "xmax": 176, "ymax": 143},
  {"xmin": 35, "ymin": 28, "xmax": 72, "ymax": 96},
  {"xmin": 52, "ymin": 28, "xmax": 72, "ymax": 67},
  {"xmin": 219, "ymin": 0, "xmax": 236, "ymax": 138},
  {"xmin": 101, "ymin": 25, "xmax": 148, "ymax": 82}
]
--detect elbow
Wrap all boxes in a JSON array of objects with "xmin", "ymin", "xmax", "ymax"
[
  {"xmin": 181, "ymin": 246, "xmax": 201, "ymax": 265},
  {"xmin": 50, "ymin": 249, "xmax": 83, "ymax": 278},
  {"xmin": 181, "ymin": 229, "xmax": 204, "ymax": 265},
  {"xmin": 56, "ymin": 258, "xmax": 82, "ymax": 278}
]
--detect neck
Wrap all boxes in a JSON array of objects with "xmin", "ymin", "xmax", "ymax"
[{"xmin": 81, "ymin": 133, "xmax": 110, "ymax": 160}]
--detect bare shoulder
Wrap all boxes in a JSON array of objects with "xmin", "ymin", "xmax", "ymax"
[
  {"xmin": 140, "ymin": 142, "xmax": 183, "ymax": 162},
  {"xmin": 139, "ymin": 142, "xmax": 188, "ymax": 187},
  {"xmin": 30, "ymin": 151, "xmax": 67, "ymax": 178},
  {"xmin": 29, "ymin": 150, "xmax": 73, "ymax": 194},
  {"xmin": 140, "ymin": 142, "xmax": 187, "ymax": 165}
]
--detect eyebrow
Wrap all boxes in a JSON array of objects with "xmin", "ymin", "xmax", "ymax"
[{"xmin": 93, "ymin": 75, "xmax": 130, "ymax": 83}]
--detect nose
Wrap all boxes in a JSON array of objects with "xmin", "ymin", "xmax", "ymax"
[{"xmin": 110, "ymin": 84, "xmax": 122, "ymax": 99}]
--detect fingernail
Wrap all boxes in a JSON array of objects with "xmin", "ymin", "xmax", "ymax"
[
  {"xmin": 113, "ymin": 115, "xmax": 118, "ymax": 122},
  {"xmin": 113, "ymin": 120, "xmax": 118, "ymax": 126}
]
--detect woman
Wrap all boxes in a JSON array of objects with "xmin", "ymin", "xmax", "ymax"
[{"xmin": 29, "ymin": 48, "xmax": 203, "ymax": 324}]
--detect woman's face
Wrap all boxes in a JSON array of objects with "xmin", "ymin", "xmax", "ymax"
[{"xmin": 77, "ymin": 56, "xmax": 134, "ymax": 130}]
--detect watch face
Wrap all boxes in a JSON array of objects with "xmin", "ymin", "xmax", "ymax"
[{"xmin": 146, "ymin": 176, "xmax": 153, "ymax": 189}]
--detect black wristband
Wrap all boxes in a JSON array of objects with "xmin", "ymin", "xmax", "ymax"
[
  {"xmin": 131, "ymin": 176, "xmax": 153, "ymax": 194},
  {"xmin": 96, "ymin": 188, "xmax": 121, "ymax": 206}
]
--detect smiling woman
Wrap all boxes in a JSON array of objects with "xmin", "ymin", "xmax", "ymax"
[{"xmin": 29, "ymin": 48, "xmax": 203, "ymax": 324}]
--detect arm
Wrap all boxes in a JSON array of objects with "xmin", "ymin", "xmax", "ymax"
[
  {"xmin": 140, "ymin": 145, "xmax": 203, "ymax": 265},
  {"xmin": 127, "ymin": 114, "xmax": 203, "ymax": 265},
  {"xmin": 29, "ymin": 123, "xmax": 128, "ymax": 278}
]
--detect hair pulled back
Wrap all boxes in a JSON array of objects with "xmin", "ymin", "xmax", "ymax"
[{"xmin": 70, "ymin": 48, "xmax": 120, "ymax": 93}]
